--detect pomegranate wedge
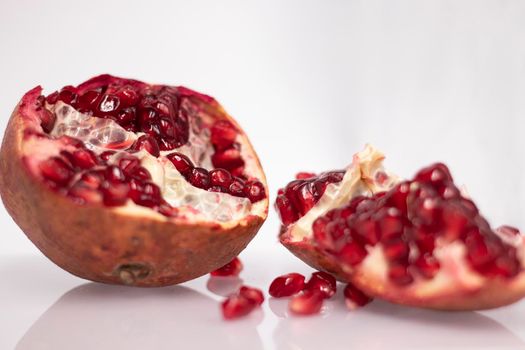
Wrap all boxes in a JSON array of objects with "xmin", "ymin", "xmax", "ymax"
[
  {"xmin": 276, "ymin": 145, "xmax": 525, "ymax": 310},
  {"xmin": 0, "ymin": 75, "xmax": 268, "ymax": 286}
]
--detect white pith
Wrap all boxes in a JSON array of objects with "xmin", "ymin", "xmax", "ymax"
[
  {"xmin": 288, "ymin": 145, "xmax": 525, "ymax": 298},
  {"xmin": 23, "ymin": 101, "xmax": 267, "ymax": 223}
]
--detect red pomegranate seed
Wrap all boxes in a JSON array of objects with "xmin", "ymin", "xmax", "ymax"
[
  {"xmin": 413, "ymin": 253, "xmax": 440, "ymax": 279},
  {"xmin": 46, "ymin": 91, "xmax": 59, "ymax": 104},
  {"xmin": 275, "ymin": 195, "xmax": 298, "ymax": 226},
  {"xmin": 295, "ymin": 172, "xmax": 316, "ymax": 180},
  {"xmin": 39, "ymin": 157, "xmax": 74, "ymax": 185},
  {"xmin": 388, "ymin": 264, "xmax": 414, "ymax": 286},
  {"xmin": 166, "ymin": 152, "xmax": 193, "ymax": 174},
  {"xmin": 211, "ymin": 148, "xmax": 245, "ymax": 170},
  {"xmin": 98, "ymin": 94, "xmax": 120, "ymax": 114},
  {"xmin": 337, "ymin": 241, "xmax": 367, "ymax": 266},
  {"xmin": 129, "ymin": 181, "xmax": 162, "ymax": 207},
  {"xmin": 105, "ymin": 166, "xmax": 126, "ymax": 183},
  {"xmin": 239, "ymin": 286, "xmax": 265, "ymax": 305},
  {"xmin": 304, "ymin": 271, "xmax": 337, "ymax": 298},
  {"xmin": 383, "ymin": 239, "xmax": 410, "ymax": 261},
  {"xmin": 115, "ymin": 86, "xmax": 139, "ymax": 106},
  {"xmin": 132, "ymin": 135, "xmax": 160, "ymax": 157},
  {"xmin": 344, "ymin": 283, "xmax": 373, "ymax": 310},
  {"xmin": 99, "ymin": 150, "xmax": 115, "ymax": 162},
  {"xmin": 69, "ymin": 149, "xmax": 99, "ymax": 169},
  {"xmin": 101, "ymin": 182, "xmax": 129, "ymax": 206},
  {"xmin": 229, "ymin": 177, "xmax": 246, "ymax": 197},
  {"xmin": 244, "ymin": 181, "xmax": 266, "ymax": 203},
  {"xmin": 58, "ymin": 86, "xmax": 78, "ymax": 105},
  {"xmin": 209, "ymin": 168, "xmax": 233, "ymax": 188},
  {"xmin": 414, "ymin": 163, "xmax": 453, "ymax": 184},
  {"xmin": 221, "ymin": 294, "xmax": 257, "ymax": 320},
  {"xmin": 116, "ymin": 108, "xmax": 136, "ymax": 124},
  {"xmin": 211, "ymin": 120, "xmax": 237, "ymax": 150},
  {"xmin": 68, "ymin": 181, "xmax": 103, "ymax": 204},
  {"xmin": 269, "ymin": 273, "xmax": 305, "ymax": 297},
  {"xmin": 77, "ymin": 90, "xmax": 102, "ymax": 109},
  {"xmin": 211, "ymin": 257, "xmax": 243, "ymax": 277},
  {"xmin": 289, "ymin": 290, "xmax": 324, "ymax": 315},
  {"xmin": 40, "ymin": 109, "xmax": 56, "ymax": 133},
  {"xmin": 187, "ymin": 167, "xmax": 210, "ymax": 189},
  {"xmin": 80, "ymin": 170, "xmax": 104, "ymax": 189}
]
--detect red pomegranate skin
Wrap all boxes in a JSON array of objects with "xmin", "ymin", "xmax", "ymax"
[{"xmin": 0, "ymin": 78, "xmax": 268, "ymax": 287}]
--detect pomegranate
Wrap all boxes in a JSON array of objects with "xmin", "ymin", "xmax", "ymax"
[
  {"xmin": 276, "ymin": 145, "xmax": 525, "ymax": 310},
  {"xmin": 0, "ymin": 75, "xmax": 268, "ymax": 286}
]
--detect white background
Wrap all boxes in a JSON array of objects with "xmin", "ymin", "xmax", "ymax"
[{"xmin": 1, "ymin": 0, "xmax": 525, "ymax": 349}]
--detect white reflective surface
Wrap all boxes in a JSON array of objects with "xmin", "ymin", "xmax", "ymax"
[{"xmin": 2, "ymin": 254, "xmax": 525, "ymax": 350}]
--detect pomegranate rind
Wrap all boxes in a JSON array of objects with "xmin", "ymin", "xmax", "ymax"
[{"xmin": 0, "ymin": 81, "xmax": 268, "ymax": 287}]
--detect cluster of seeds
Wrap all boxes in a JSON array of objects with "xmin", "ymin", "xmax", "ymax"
[
  {"xmin": 275, "ymin": 171, "xmax": 345, "ymax": 226},
  {"xmin": 312, "ymin": 163, "xmax": 522, "ymax": 285},
  {"xmin": 269, "ymin": 271, "xmax": 372, "ymax": 315},
  {"xmin": 46, "ymin": 84, "xmax": 189, "ymax": 150},
  {"xmin": 166, "ymin": 151, "xmax": 265, "ymax": 203},
  {"xmin": 38, "ymin": 137, "xmax": 177, "ymax": 216}
]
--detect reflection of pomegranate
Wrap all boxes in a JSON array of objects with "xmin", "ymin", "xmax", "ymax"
[
  {"xmin": 276, "ymin": 145, "xmax": 525, "ymax": 310},
  {"xmin": 0, "ymin": 75, "xmax": 268, "ymax": 286}
]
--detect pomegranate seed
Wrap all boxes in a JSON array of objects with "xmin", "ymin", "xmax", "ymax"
[
  {"xmin": 289, "ymin": 290, "xmax": 324, "ymax": 315},
  {"xmin": 337, "ymin": 241, "xmax": 367, "ymax": 266},
  {"xmin": 211, "ymin": 257, "xmax": 243, "ymax": 277},
  {"xmin": 166, "ymin": 152, "xmax": 193, "ymax": 174},
  {"xmin": 132, "ymin": 135, "xmax": 160, "ymax": 157},
  {"xmin": 221, "ymin": 294, "xmax": 257, "ymax": 320},
  {"xmin": 414, "ymin": 163, "xmax": 453, "ymax": 185},
  {"xmin": 40, "ymin": 109, "xmax": 56, "ymax": 133},
  {"xmin": 129, "ymin": 181, "xmax": 162, "ymax": 207},
  {"xmin": 305, "ymin": 271, "xmax": 337, "ymax": 298},
  {"xmin": 70, "ymin": 149, "xmax": 99, "ymax": 169},
  {"xmin": 77, "ymin": 90, "xmax": 102, "ymax": 109},
  {"xmin": 388, "ymin": 264, "xmax": 413, "ymax": 286},
  {"xmin": 269, "ymin": 273, "xmax": 305, "ymax": 297},
  {"xmin": 116, "ymin": 108, "xmax": 136, "ymax": 124},
  {"xmin": 101, "ymin": 183, "xmax": 129, "ymax": 206},
  {"xmin": 46, "ymin": 91, "xmax": 59, "ymax": 104},
  {"xmin": 275, "ymin": 195, "xmax": 298, "ymax": 226},
  {"xmin": 187, "ymin": 167, "xmax": 210, "ymax": 189},
  {"xmin": 115, "ymin": 86, "xmax": 139, "ymax": 106},
  {"xmin": 239, "ymin": 286, "xmax": 265, "ymax": 305},
  {"xmin": 68, "ymin": 181, "xmax": 103, "ymax": 204},
  {"xmin": 39, "ymin": 157, "xmax": 74, "ymax": 185},
  {"xmin": 413, "ymin": 253, "xmax": 440, "ymax": 279},
  {"xmin": 99, "ymin": 150, "xmax": 115, "ymax": 162},
  {"xmin": 211, "ymin": 120, "xmax": 237, "ymax": 150},
  {"xmin": 344, "ymin": 283, "xmax": 372, "ymax": 310},
  {"xmin": 211, "ymin": 148, "xmax": 245, "ymax": 170},
  {"xmin": 58, "ymin": 86, "xmax": 78, "ymax": 105},
  {"xmin": 383, "ymin": 239, "xmax": 410, "ymax": 261},
  {"xmin": 295, "ymin": 172, "xmax": 316, "ymax": 180},
  {"xmin": 158, "ymin": 118, "xmax": 176, "ymax": 138},
  {"xmin": 229, "ymin": 177, "xmax": 246, "ymax": 197},
  {"xmin": 209, "ymin": 168, "xmax": 233, "ymax": 188},
  {"xmin": 105, "ymin": 166, "xmax": 126, "ymax": 183},
  {"xmin": 98, "ymin": 94, "xmax": 120, "ymax": 114},
  {"xmin": 80, "ymin": 170, "xmax": 104, "ymax": 189},
  {"xmin": 244, "ymin": 181, "xmax": 266, "ymax": 203}
]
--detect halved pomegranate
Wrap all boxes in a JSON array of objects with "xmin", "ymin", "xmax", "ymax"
[
  {"xmin": 276, "ymin": 145, "xmax": 525, "ymax": 310},
  {"xmin": 0, "ymin": 75, "xmax": 268, "ymax": 286}
]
